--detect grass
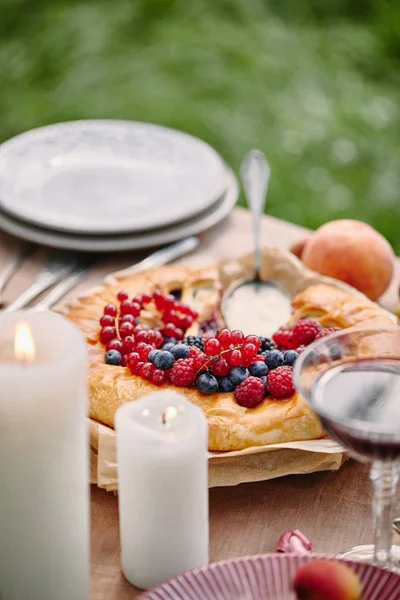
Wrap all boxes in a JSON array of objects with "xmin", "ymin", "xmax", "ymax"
[{"xmin": 1, "ymin": 0, "xmax": 400, "ymax": 249}]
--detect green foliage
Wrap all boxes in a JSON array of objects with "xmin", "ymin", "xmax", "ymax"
[{"xmin": 0, "ymin": 0, "xmax": 399, "ymax": 250}]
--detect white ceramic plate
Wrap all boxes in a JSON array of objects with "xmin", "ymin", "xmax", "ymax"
[
  {"xmin": 0, "ymin": 120, "xmax": 227, "ymax": 235},
  {"xmin": 0, "ymin": 168, "xmax": 238, "ymax": 252}
]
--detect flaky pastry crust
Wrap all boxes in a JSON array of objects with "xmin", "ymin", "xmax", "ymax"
[{"xmin": 66, "ymin": 263, "xmax": 396, "ymax": 451}]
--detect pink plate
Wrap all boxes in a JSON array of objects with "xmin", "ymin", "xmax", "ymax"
[{"xmin": 138, "ymin": 553, "xmax": 400, "ymax": 599}]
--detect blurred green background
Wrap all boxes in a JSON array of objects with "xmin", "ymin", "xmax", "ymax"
[{"xmin": 1, "ymin": 0, "xmax": 399, "ymax": 249}]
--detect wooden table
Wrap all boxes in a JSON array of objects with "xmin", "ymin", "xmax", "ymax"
[{"xmin": 1, "ymin": 207, "xmax": 399, "ymax": 599}]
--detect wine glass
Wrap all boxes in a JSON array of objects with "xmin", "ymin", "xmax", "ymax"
[{"xmin": 293, "ymin": 326, "xmax": 400, "ymax": 572}]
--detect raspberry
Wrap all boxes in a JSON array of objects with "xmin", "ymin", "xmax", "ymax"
[
  {"xmin": 188, "ymin": 345, "xmax": 201, "ymax": 358},
  {"xmin": 272, "ymin": 326, "xmax": 297, "ymax": 349},
  {"xmin": 315, "ymin": 327, "xmax": 341, "ymax": 340},
  {"xmin": 266, "ymin": 366, "xmax": 294, "ymax": 397},
  {"xmin": 234, "ymin": 376, "xmax": 265, "ymax": 408},
  {"xmin": 169, "ymin": 358, "xmax": 197, "ymax": 386},
  {"xmin": 292, "ymin": 319, "xmax": 322, "ymax": 346}
]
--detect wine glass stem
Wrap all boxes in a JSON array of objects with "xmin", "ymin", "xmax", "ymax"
[{"xmin": 370, "ymin": 461, "xmax": 399, "ymax": 567}]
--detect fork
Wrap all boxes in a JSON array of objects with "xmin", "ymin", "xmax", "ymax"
[
  {"xmin": 0, "ymin": 243, "xmax": 33, "ymax": 306},
  {"xmin": 3, "ymin": 253, "xmax": 78, "ymax": 312}
]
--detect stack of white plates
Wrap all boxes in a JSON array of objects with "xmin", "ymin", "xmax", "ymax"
[{"xmin": 0, "ymin": 120, "xmax": 238, "ymax": 252}]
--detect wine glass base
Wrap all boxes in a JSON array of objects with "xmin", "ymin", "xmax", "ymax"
[{"xmin": 336, "ymin": 544, "xmax": 400, "ymax": 572}]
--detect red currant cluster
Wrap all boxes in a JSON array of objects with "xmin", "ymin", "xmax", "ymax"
[
  {"xmin": 153, "ymin": 290, "xmax": 198, "ymax": 338},
  {"xmin": 198, "ymin": 329, "xmax": 264, "ymax": 375}
]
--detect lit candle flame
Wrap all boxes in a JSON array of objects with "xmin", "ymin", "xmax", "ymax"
[
  {"xmin": 162, "ymin": 406, "xmax": 178, "ymax": 425},
  {"xmin": 14, "ymin": 322, "xmax": 35, "ymax": 363}
]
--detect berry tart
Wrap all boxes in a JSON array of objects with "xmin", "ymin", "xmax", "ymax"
[{"xmin": 65, "ymin": 253, "xmax": 397, "ymax": 452}]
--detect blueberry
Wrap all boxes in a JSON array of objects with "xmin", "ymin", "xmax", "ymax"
[
  {"xmin": 162, "ymin": 342, "xmax": 175, "ymax": 352},
  {"xmin": 283, "ymin": 350, "xmax": 299, "ymax": 366},
  {"xmin": 154, "ymin": 351, "xmax": 175, "ymax": 370},
  {"xmin": 163, "ymin": 336, "xmax": 177, "ymax": 345},
  {"xmin": 218, "ymin": 376, "xmax": 235, "ymax": 393},
  {"xmin": 105, "ymin": 349, "xmax": 122, "ymax": 366},
  {"xmin": 228, "ymin": 366, "xmax": 250, "ymax": 387},
  {"xmin": 249, "ymin": 361, "xmax": 269, "ymax": 378},
  {"xmin": 148, "ymin": 349, "xmax": 160, "ymax": 363},
  {"xmin": 196, "ymin": 372, "xmax": 219, "ymax": 394},
  {"xmin": 170, "ymin": 344, "xmax": 190, "ymax": 360},
  {"xmin": 260, "ymin": 376, "xmax": 269, "ymax": 397},
  {"xmin": 329, "ymin": 343, "xmax": 342, "ymax": 361},
  {"xmin": 265, "ymin": 349, "xmax": 284, "ymax": 370}
]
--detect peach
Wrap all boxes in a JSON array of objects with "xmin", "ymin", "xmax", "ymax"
[
  {"xmin": 293, "ymin": 560, "xmax": 362, "ymax": 600},
  {"xmin": 302, "ymin": 220, "xmax": 395, "ymax": 300},
  {"xmin": 290, "ymin": 236, "xmax": 312, "ymax": 260}
]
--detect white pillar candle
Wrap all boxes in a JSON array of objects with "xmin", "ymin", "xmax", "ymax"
[
  {"xmin": 116, "ymin": 390, "xmax": 208, "ymax": 590},
  {"xmin": 0, "ymin": 311, "xmax": 89, "ymax": 600}
]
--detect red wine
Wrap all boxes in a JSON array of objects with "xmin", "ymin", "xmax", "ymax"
[{"xmin": 313, "ymin": 359, "xmax": 400, "ymax": 462}]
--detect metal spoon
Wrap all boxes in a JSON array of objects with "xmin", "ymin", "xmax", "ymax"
[{"xmin": 221, "ymin": 150, "xmax": 292, "ymax": 336}]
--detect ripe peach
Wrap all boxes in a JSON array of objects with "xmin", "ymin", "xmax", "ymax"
[
  {"xmin": 302, "ymin": 220, "xmax": 395, "ymax": 300},
  {"xmin": 290, "ymin": 236, "xmax": 312, "ymax": 260},
  {"xmin": 293, "ymin": 560, "xmax": 362, "ymax": 600}
]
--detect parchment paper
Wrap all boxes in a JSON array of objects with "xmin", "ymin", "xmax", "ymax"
[
  {"xmin": 62, "ymin": 246, "xmax": 396, "ymax": 492},
  {"xmin": 89, "ymin": 418, "xmax": 347, "ymax": 492}
]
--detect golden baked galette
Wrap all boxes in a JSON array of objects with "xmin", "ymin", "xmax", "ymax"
[{"xmin": 66, "ymin": 262, "xmax": 396, "ymax": 451}]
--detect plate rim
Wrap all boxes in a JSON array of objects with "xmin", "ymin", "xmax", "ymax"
[
  {"xmin": 0, "ymin": 119, "xmax": 228, "ymax": 234},
  {"xmin": 137, "ymin": 552, "xmax": 400, "ymax": 599},
  {"xmin": 0, "ymin": 167, "xmax": 238, "ymax": 252}
]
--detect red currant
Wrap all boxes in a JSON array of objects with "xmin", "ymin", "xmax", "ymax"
[
  {"xmin": 226, "ymin": 349, "xmax": 243, "ymax": 366},
  {"xmin": 151, "ymin": 369, "xmax": 168, "ymax": 386},
  {"xmin": 100, "ymin": 327, "xmax": 116, "ymax": 344},
  {"xmin": 193, "ymin": 352, "xmax": 209, "ymax": 370},
  {"xmin": 136, "ymin": 330, "xmax": 149, "ymax": 343},
  {"xmin": 204, "ymin": 338, "xmax": 222, "ymax": 356},
  {"xmin": 100, "ymin": 314, "xmax": 115, "ymax": 327},
  {"xmin": 120, "ymin": 355, "xmax": 127, "ymax": 367},
  {"xmin": 147, "ymin": 330, "xmax": 157, "ymax": 345},
  {"xmin": 120, "ymin": 314, "xmax": 135, "ymax": 324},
  {"xmin": 133, "ymin": 361, "xmax": 144, "ymax": 375},
  {"xmin": 216, "ymin": 328, "xmax": 232, "ymax": 349},
  {"xmin": 120, "ymin": 300, "xmax": 134, "ymax": 315},
  {"xmin": 163, "ymin": 294, "xmax": 175, "ymax": 310},
  {"xmin": 178, "ymin": 305, "xmax": 191, "ymax": 315},
  {"xmin": 119, "ymin": 322, "xmax": 135, "ymax": 338},
  {"xmin": 126, "ymin": 352, "xmax": 140, "ymax": 371},
  {"xmin": 140, "ymin": 362, "xmax": 155, "ymax": 380},
  {"xmin": 131, "ymin": 302, "xmax": 141, "ymax": 317},
  {"xmin": 133, "ymin": 324, "xmax": 145, "ymax": 335},
  {"xmin": 153, "ymin": 330, "xmax": 164, "ymax": 348},
  {"xmin": 162, "ymin": 309, "xmax": 177, "ymax": 324},
  {"xmin": 104, "ymin": 304, "xmax": 117, "ymax": 317},
  {"xmin": 122, "ymin": 336, "xmax": 135, "ymax": 353},
  {"xmin": 153, "ymin": 291, "xmax": 165, "ymax": 310},
  {"xmin": 231, "ymin": 330, "xmax": 245, "ymax": 345},
  {"xmin": 138, "ymin": 343, "xmax": 153, "ymax": 361},
  {"xmin": 244, "ymin": 334, "xmax": 261, "ymax": 350},
  {"xmin": 141, "ymin": 293, "xmax": 152, "ymax": 304},
  {"xmin": 117, "ymin": 290, "xmax": 129, "ymax": 302},
  {"xmin": 180, "ymin": 315, "xmax": 193, "ymax": 330},
  {"xmin": 251, "ymin": 355, "xmax": 265, "ymax": 362},
  {"xmin": 211, "ymin": 357, "xmax": 231, "ymax": 377},
  {"xmin": 242, "ymin": 343, "xmax": 257, "ymax": 359},
  {"xmin": 106, "ymin": 339, "xmax": 123, "ymax": 352},
  {"xmin": 163, "ymin": 323, "xmax": 176, "ymax": 337},
  {"xmin": 132, "ymin": 295, "xmax": 143, "ymax": 305},
  {"xmin": 174, "ymin": 327, "xmax": 184, "ymax": 341}
]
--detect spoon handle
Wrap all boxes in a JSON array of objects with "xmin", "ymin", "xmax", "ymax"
[{"xmin": 240, "ymin": 150, "xmax": 271, "ymax": 279}]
